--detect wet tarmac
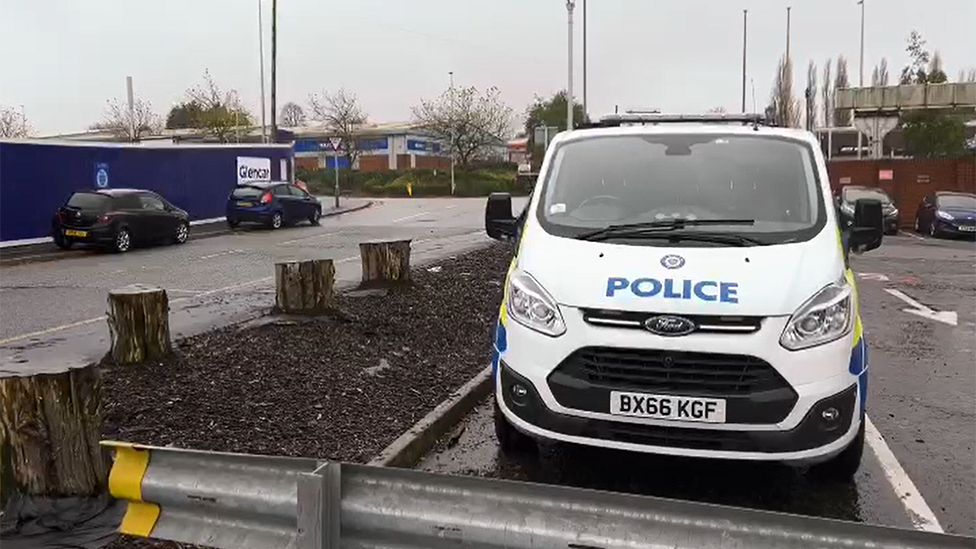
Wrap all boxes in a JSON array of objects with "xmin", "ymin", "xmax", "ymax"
[{"xmin": 419, "ymin": 232, "xmax": 976, "ymax": 537}]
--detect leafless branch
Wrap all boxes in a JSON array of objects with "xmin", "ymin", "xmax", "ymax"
[
  {"xmin": 308, "ymin": 88, "xmax": 368, "ymax": 165},
  {"xmin": 0, "ymin": 106, "xmax": 32, "ymax": 138},
  {"xmin": 92, "ymin": 97, "xmax": 162, "ymax": 141},
  {"xmin": 412, "ymin": 86, "xmax": 513, "ymax": 165}
]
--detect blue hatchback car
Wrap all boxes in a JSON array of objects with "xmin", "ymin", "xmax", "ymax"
[{"xmin": 226, "ymin": 182, "xmax": 322, "ymax": 229}]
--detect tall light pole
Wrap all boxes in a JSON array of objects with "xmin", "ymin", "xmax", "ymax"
[
  {"xmin": 269, "ymin": 0, "xmax": 277, "ymax": 143},
  {"xmin": 582, "ymin": 0, "xmax": 587, "ymax": 121},
  {"xmin": 741, "ymin": 9, "xmax": 748, "ymax": 113},
  {"xmin": 566, "ymin": 0, "xmax": 576, "ymax": 131},
  {"xmin": 785, "ymin": 6, "xmax": 792, "ymax": 61},
  {"xmin": 258, "ymin": 0, "xmax": 268, "ymax": 142},
  {"xmin": 858, "ymin": 0, "xmax": 865, "ymax": 86},
  {"xmin": 449, "ymin": 71, "xmax": 455, "ymax": 196}
]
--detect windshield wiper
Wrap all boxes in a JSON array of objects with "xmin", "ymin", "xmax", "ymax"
[{"xmin": 576, "ymin": 218, "xmax": 756, "ymax": 241}]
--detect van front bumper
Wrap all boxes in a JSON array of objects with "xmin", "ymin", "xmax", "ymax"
[{"xmin": 497, "ymin": 360, "xmax": 859, "ymax": 463}]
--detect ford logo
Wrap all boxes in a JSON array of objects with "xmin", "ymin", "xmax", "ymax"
[
  {"xmin": 644, "ymin": 315, "xmax": 697, "ymax": 336},
  {"xmin": 660, "ymin": 254, "xmax": 685, "ymax": 270}
]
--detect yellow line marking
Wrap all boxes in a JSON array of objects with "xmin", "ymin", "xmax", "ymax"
[{"xmin": 106, "ymin": 442, "xmax": 160, "ymax": 537}]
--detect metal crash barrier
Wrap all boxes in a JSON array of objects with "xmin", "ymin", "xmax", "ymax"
[{"xmin": 103, "ymin": 441, "xmax": 972, "ymax": 549}]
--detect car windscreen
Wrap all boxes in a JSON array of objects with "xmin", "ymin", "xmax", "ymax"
[
  {"xmin": 231, "ymin": 186, "xmax": 265, "ymax": 199},
  {"xmin": 536, "ymin": 133, "xmax": 824, "ymax": 244},
  {"xmin": 66, "ymin": 192, "xmax": 111, "ymax": 211},
  {"xmin": 843, "ymin": 188, "xmax": 891, "ymax": 204},
  {"xmin": 938, "ymin": 194, "xmax": 976, "ymax": 210}
]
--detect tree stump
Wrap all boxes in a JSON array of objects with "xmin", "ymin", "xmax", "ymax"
[
  {"xmin": 0, "ymin": 365, "xmax": 106, "ymax": 497},
  {"xmin": 274, "ymin": 259, "xmax": 335, "ymax": 314},
  {"xmin": 359, "ymin": 239, "xmax": 412, "ymax": 287},
  {"xmin": 107, "ymin": 284, "xmax": 171, "ymax": 365}
]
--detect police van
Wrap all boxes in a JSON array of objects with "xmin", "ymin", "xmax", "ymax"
[{"xmin": 484, "ymin": 113, "xmax": 884, "ymax": 479}]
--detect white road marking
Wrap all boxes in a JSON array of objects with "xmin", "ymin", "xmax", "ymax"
[
  {"xmin": 857, "ymin": 272, "xmax": 890, "ymax": 282},
  {"xmin": 337, "ymin": 255, "xmax": 359, "ymax": 263},
  {"xmin": 198, "ymin": 249, "xmax": 244, "ymax": 260},
  {"xmin": 884, "ymin": 288, "xmax": 958, "ymax": 326},
  {"xmin": 391, "ymin": 211, "xmax": 432, "ymax": 223},
  {"xmin": 899, "ymin": 231, "xmax": 927, "ymax": 241},
  {"xmin": 279, "ymin": 231, "xmax": 339, "ymax": 246},
  {"xmin": 864, "ymin": 416, "xmax": 944, "ymax": 533}
]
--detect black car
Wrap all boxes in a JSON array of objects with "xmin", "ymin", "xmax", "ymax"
[
  {"xmin": 914, "ymin": 191, "xmax": 976, "ymax": 238},
  {"xmin": 836, "ymin": 186, "xmax": 899, "ymax": 235},
  {"xmin": 52, "ymin": 189, "xmax": 190, "ymax": 253},
  {"xmin": 226, "ymin": 182, "xmax": 321, "ymax": 229}
]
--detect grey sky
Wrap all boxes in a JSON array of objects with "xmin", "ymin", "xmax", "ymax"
[{"xmin": 1, "ymin": 0, "xmax": 973, "ymax": 135}]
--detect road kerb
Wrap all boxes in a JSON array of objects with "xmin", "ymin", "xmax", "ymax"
[{"xmin": 369, "ymin": 365, "xmax": 492, "ymax": 468}]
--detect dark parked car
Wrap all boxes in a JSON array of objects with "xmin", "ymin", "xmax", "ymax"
[
  {"xmin": 52, "ymin": 189, "xmax": 189, "ymax": 253},
  {"xmin": 837, "ymin": 186, "xmax": 899, "ymax": 235},
  {"xmin": 914, "ymin": 191, "xmax": 976, "ymax": 238},
  {"xmin": 226, "ymin": 182, "xmax": 322, "ymax": 229}
]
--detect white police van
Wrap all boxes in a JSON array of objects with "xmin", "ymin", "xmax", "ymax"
[{"xmin": 484, "ymin": 113, "xmax": 885, "ymax": 479}]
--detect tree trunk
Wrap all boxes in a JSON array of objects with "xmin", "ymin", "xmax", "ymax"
[
  {"xmin": 0, "ymin": 364, "xmax": 106, "ymax": 497},
  {"xmin": 359, "ymin": 240, "xmax": 412, "ymax": 287},
  {"xmin": 275, "ymin": 259, "xmax": 335, "ymax": 314},
  {"xmin": 107, "ymin": 284, "xmax": 171, "ymax": 365}
]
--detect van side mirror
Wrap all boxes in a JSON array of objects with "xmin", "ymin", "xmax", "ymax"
[
  {"xmin": 485, "ymin": 192, "xmax": 517, "ymax": 241},
  {"xmin": 849, "ymin": 198, "xmax": 884, "ymax": 253}
]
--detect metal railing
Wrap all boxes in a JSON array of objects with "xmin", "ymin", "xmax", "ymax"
[{"xmin": 104, "ymin": 441, "xmax": 973, "ymax": 549}]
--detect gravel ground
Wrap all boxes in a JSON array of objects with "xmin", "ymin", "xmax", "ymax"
[{"xmin": 101, "ymin": 242, "xmax": 511, "ymax": 549}]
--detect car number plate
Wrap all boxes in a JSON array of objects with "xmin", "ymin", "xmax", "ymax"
[
  {"xmin": 237, "ymin": 201, "xmax": 254, "ymax": 208},
  {"xmin": 64, "ymin": 229, "xmax": 88, "ymax": 237},
  {"xmin": 610, "ymin": 391, "xmax": 726, "ymax": 423},
  {"xmin": 960, "ymin": 226, "xmax": 975, "ymax": 232}
]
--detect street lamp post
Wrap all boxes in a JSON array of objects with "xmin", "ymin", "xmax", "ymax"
[
  {"xmin": 449, "ymin": 71, "xmax": 455, "ymax": 196},
  {"xmin": 741, "ymin": 9, "xmax": 748, "ymax": 113},
  {"xmin": 582, "ymin": 0, "xmax": 587, "ymax": 121},
  {"xmin": 858, "ymin": 0, "xmax": 865, "ymax": 157},
  {"xmin": 566, "ymin": 0, "xmax": 576, "ymax": 131}
]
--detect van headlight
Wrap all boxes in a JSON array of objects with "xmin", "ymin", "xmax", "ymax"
[
  {"xmin": 780, "ymin": 277, "xmax": 853, "ymax": 351},
  {"xmin": 508, "ymin": 271, "xmax": 566, "ymax": 337}
]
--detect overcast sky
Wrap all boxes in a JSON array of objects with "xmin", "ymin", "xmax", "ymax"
[{"xmin": 1, "ymin": 0, "xmax": 974, "ymax": 135}]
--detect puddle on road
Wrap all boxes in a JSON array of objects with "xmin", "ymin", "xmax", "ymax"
[{"xmin": 419, "ymin": 399, "xmax": 913, "ymax": 529}]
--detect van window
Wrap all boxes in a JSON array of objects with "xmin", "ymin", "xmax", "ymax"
[
  {"xmin": 538, "ymin": 134, "xmax": 824, "ymax": 244},
  {"xmin": 66, "ymin": 192, "xmax": 110, "ymax": 211},
  {"xmin": 232, "ymin": 186, "xmax": 264, "ymax": 199}
]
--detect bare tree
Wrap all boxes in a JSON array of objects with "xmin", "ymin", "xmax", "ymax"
[
  {"xmin": 0, "ymin": 106, "xmax": 31, "ymax": 138},
  {"xmin": 412, "ymin": 86, "xmax": 513, "ymax": 165},
  {"xmin": 871, "ymin": 58, "xmax": 890, "ymax": 86},
  {"xmin": 821, "ymin": 59, "xmax": 833, "ymax": 128},
  {"xmin": 186, "ymin": 70, "xmax": 253, "ymax": 142},
  {"xmin": 927, "ymin": 51, "xmax": 948, "ymax": 83},
  {"xmin": 91, "ymin": 97, "xmax": 162, "ymax": 142},
  {"xmin": 965, "ymin": 68, "xmax": 976, "ymax": 82},
  {"xmin": 308, "ymin": 88, "xmax": 368, "ymax": 168},
  {"xmin": 834, "ymin": 56, "xmax": 852, "ymax": 126},
  {"xmin": 280, "ymin": 102, "xmax": 307, "ymax": 127},
  {"xmin": 805, "ymin": 60, "xmax": 818, "ymax": 130},
  {"xmin": 769, "ymin": 55, "xmax": 801, "ymax": 128}
]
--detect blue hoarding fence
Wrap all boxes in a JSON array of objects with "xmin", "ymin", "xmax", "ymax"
[{"xmin": 0, "ymin": 141, "xmax": 293, "ymax": 244}]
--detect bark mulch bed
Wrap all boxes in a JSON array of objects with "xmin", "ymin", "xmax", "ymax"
[{"xmin": 101, "ymin": 242, "xmax": 511, "ymax": 464}]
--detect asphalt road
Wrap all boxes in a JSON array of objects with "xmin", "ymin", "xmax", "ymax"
[
  {"xmin": 418, "ymin": 232, "xmax": 976, "ymax": 537},
  {"xmin": 0, "ymin": 197, "xmax": 527, "ymax": 375}
]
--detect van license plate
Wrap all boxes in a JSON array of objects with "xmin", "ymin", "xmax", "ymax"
[
  {"xmin": 64, "ymin": 230, "xmax": 88, "ymax": 237},
  {"xmin": 610, "ymin": 391, "xmax": 727, "ymax": 423}
]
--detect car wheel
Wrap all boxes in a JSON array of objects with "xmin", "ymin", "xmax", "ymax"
[
  {"xmin": 227, "ymin": 218, "xmax": 239, "ymax": 229},
  {"xmin": 810, "ymin": 416, "xmax": 864, "ymax": 482},
  {"xmin": 174, "ymin": 222, "xmax": 189, "ymax": 244},
  {"xmin": 494, "ymin": 400, "xmax": 537, "ymax": 456},
  {"xmin": 913, "ymin": 217, "xmax": 920, "ymax": 233},
  {"xmin": 269, "ymin": 212, "xmax": 283, "ymax": 230},
  {"xmin": 929, "ymin": 220, "xmax": 939, "ymax": 238},
  {"xmin": 309, "ymin": 208, "xmax": 321, "ymax": 225},
  {"xmin": 114, "ymin": 228, "xmax": 131, "ymax": 253},
  {"xmin": 54, "ymin": 233, "xmax": 73, "ymax": 250}
]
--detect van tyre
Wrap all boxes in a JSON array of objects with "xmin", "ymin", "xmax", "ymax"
[
  {"xmin": 269, "ymin": 212, "xmax": 283, "ymax": 230},
  {"xmin": 494, "ymin": 401, "xmax": 537, "ymax": 455},
  {"xmin": 811, "ymin": 416, "xmax": 864, "ymax": 481},
  {"xmin": 114, "ymin": 228, "xmax": 131, "ymax": 253}
]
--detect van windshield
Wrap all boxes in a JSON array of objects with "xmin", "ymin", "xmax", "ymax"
[{"xmin": 537, "ymin": 134, "xmax": 825, "ymax": 245}]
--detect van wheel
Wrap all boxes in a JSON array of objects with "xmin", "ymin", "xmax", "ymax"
[
  {"xmin": 114, "ymin": 228, "xmax": 131, "ymax": 253},
  {"xmin": 811, "ymin": 417, "xmax": 864, "ymax": 481},
  {"xmin": 494, "ymin": 401, "xmax": 537, "ymax": 455}
]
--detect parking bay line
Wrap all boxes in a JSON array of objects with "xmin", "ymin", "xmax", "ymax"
[
  {"xmin": 899, "ymin": 231, "xmax": 927, "ymax": 241},
  {"xmin": 864, "ymin": 415, "xmax": 944, "ymax": 533}
]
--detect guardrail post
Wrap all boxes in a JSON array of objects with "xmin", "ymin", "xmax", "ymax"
[{"xmin": 297, "ymin": 462, "xmax": 341, "ymax": 549}]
